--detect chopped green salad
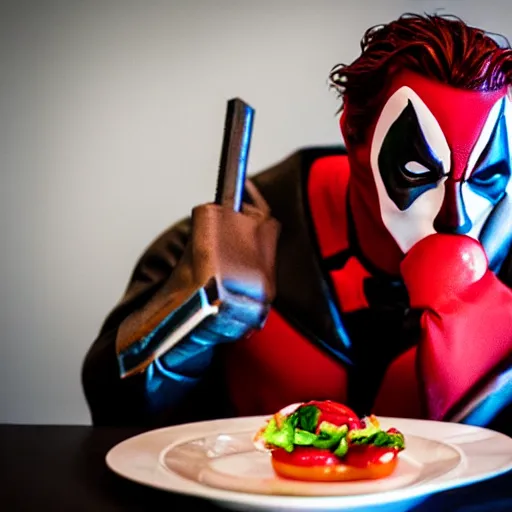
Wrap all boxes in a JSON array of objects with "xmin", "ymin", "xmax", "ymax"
[{"xmin": 256, "ymin": 403, "xmax": 405, "ymax": 456}]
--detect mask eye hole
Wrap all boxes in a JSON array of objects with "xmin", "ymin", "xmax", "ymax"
[
  {"xmin": 404, "ymin": 161, "xmax": 431, "ymax": 177},
  {"xmin": 466, "ymin": 102, "xmax": 511, "ymax": 204},
  {"xmin": 470, "ymin": 163, "xmax": 507, "ymax": 185}
]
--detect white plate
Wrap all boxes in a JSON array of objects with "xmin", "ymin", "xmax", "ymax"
[{"xmin": 106, "ymin": 416, "xmax": 512, "ymax": 511}]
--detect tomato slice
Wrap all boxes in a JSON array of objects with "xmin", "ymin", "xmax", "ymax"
[
  {"xmin": 271, "ymin": 445, "xmax": 398, "ymax": 468},
  {"xmin": 272, "ymin": 447, "xmax": 339, "ymax": 467},
  {"xmin": 303, "ymin": 400, "xmax": 362, "ymax": 430}
]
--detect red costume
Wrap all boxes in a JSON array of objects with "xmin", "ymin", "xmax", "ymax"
[{"xmin": 82, "ymin": 14, "xmax": 512, "ymax": 435}]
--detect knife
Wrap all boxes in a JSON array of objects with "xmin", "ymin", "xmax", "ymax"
[{"xmin": 118, "ymin": 98, "xmax": 255, "ymax": 377}]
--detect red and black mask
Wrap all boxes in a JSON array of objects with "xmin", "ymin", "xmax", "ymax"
[{"xmin": 342, "ymin": 71, "xmax": 512, "ymax": 276}]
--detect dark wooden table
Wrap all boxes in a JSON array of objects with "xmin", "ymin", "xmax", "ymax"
[{"xmin": 1, "ymin": 425, "xmax": 511, "ymax": 511}]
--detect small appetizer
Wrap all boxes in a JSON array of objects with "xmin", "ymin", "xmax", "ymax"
[{"xmin": 254, "ymin": 400, "xmax": 405, "ymax": 482}]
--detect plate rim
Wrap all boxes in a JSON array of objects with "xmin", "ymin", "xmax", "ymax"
[{"xmin": 105, "ymin": 416, "xmax": 512, "ymax": 510}]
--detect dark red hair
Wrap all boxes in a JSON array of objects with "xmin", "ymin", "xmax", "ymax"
[{"xmin": 330, "ymin": 13, "xmax": 512, "ymax": 144}]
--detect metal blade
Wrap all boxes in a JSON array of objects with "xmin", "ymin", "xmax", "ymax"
[{"xmin": 215, "ymin": 97, "xmax": 255, "ymax": 211}]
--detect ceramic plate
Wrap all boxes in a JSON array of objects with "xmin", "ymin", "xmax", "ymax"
[{"xmin": 106, "ymin": 416, "xmax": 512, "ymax": 511}]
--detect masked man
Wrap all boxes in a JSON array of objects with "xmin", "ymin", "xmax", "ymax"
[{"xmin": 82, "ymin": 14, "xmax": 512, "ymax": 433}]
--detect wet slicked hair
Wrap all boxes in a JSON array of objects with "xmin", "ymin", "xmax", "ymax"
[{"xmin": 330, "ymin": 13, "xmax": 512, "ymax": 144}]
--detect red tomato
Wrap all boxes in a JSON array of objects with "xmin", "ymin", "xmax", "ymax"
[
  {"xmin": 272, "ymin": 447, "xmax": 339, "ymax": 467},
  {"xmin": 342, "ymin": 444, "xmax": 400, "ymax": 468},
  {"xmin": 272, "ymin": 445, "xmax": 399, "ymax": 468},
  {"xmin": 303, "ymin": 400, "xmax": 362, "ymax": 430},
  {"xmin": 271, "ymin": 446, "xmax": 399, "ymax": 482}
]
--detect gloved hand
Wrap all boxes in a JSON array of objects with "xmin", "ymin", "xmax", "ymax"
[
  {"xmin": 116, "ymin": 190, "xmax": 280, "ymax": 378},
  {"xmin": 401, "ymin": 233, "xmax": 488, "ymax": 310},
  {"xmin": 400, "ymin": 233, "xmax": 512, "ymax": 422}
]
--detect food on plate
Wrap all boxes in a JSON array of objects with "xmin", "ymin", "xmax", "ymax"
[{"xmin": 253, "ymin": 400, "xmax": 405, "ymax": 482}]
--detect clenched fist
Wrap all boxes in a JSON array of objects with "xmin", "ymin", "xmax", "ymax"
[{"xmin": 400, "ymin": 234, "xmax": 488, "ymax": 310}]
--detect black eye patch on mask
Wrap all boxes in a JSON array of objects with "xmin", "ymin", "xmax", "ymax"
[{"xmin": 377, "ymin": 100, "xmax": 444, "ymax": 211}]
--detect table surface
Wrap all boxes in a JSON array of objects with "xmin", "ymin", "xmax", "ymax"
[{"xmin": 1, "ymin": 424, "xmax": 511, "ymax": 512}]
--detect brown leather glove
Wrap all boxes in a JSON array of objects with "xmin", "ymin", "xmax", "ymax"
[{"xmin": 116, "ymin": 181, "xmax": 280, "ymax": 377}]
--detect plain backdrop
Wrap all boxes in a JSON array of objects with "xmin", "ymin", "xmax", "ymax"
[{"xmin": 1, "ymin": 0, "xmax": 511, "ymax": 424}]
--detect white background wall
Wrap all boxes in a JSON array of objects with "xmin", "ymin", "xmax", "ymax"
[{"xmin": 1, "ymin": 0, "xmax": 510, "ymax": 424}]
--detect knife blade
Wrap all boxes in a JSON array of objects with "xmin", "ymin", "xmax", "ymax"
[{"xmin": 215, "ymin": 97, "xmax": 255, "ymax": 211}]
